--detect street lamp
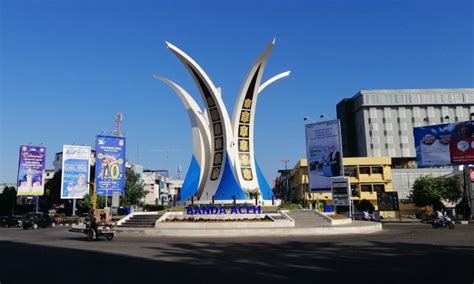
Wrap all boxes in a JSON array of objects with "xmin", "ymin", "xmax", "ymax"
[{"xmin": 86, "ymin": 182, "xmax": 97, "ymax": 211}]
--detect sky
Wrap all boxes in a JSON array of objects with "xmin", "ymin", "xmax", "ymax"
[{"xmin": 1, "ymin": 0, "xmax": 473, "ymax": 184}]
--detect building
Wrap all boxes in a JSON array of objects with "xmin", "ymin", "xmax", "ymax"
[
  {"xmin": 337, "ymin": 88, "xmax": 474, "ymax": 166},
  {"xmin": 392, "ymin": 167, "xmax": 453, "ymax": 200},
  {"xmin": 142, "ymin": 170, "xmax": 171, "ymax": 205},
  {"xmin": 276, "ymin": 157, "xmax": 396, "ymax": 217},
  {"xmin": 53, "ymin": 150, "xmax": 96, "ymax": 172}
]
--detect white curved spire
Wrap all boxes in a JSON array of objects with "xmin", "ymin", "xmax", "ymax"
[
  {"xmin": 166, "ymin": 42, "xmax": 237, "ymax": 199},
  {"xmin": 231, "ymin": 40, "xmax": 275, "ymax": 192},
  {"xmin": 153, "ymin": 75, "xmax": 212, "ymax": 197},
  {"xmin": 258, "ymin": 71, "xmax": 291, "ymax": 94}
]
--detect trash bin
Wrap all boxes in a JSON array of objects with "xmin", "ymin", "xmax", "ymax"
[
  {"xmin": 118, "ymin": 208, "xmax": 132, "ymax": 215},
  {"xmin": 324, "ymin": 205, "xmax": 334, "ymax": 212}
]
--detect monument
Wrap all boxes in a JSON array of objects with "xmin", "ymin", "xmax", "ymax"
[{"xmin": 155, "ymin": 39, "xmax": 290, "ymax": 204}]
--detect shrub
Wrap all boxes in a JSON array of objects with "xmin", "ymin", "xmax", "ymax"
[
  {"xmin": 279, "ymin": 202, "xmax": 302, "ymax": 210},
  {"xmin": 143, "ymin": 204, "xmax": 168, "ymax": 212}
]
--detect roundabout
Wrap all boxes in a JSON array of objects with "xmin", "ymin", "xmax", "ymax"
[{"xmin": 115, "ymin": 209, "xmax": 383, "ymax": 238}]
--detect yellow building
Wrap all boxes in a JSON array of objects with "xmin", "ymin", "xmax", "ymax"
[{"xmin": 286, "ymin": 157, "xmax": 396, "ymax": 218}]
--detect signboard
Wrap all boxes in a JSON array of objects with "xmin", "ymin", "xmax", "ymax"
[
  {"xmin": 414, "ymin": 120, "xmax": 474, "ymax": 167},
  {"xmin": 305, "ymin": 119, "xmax": 344, "ymax": 192},
  {"xmin": 377, "ymin": 192, "xmax": 400, "ymax": 211},
  {"xmin": 17, "ymin": 145, "xmax": 46, "ymax": 196},
  {"xmin": 95, "ymin": 135, "xmax": 126, "ymax": 196},
  {"xmin": 112, "ymin": 192, "xmax": 121, "ymax": 207},
  {"xmin": 61, "ymin": 145, "xmax": 91, "ymax": 199},
  {"xmin": 331, "ymin": 177, "xmax": 350, "ymax": 206},
  {"xmin": 185, "ymin": 205, "xmax": 262, "ymax": 215}
]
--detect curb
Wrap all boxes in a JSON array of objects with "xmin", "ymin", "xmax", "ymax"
[{"xmin": 117, "ymin": 222, "xmax": 383, "ymax": 238}]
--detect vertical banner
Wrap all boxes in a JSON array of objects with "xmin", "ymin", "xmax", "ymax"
[
  {"xmin": 413, "ymin": 120, "xmax": 474, "ymax": 167},
  {"xmin": 95, "ymin": 135, "xmax": 126, "ymax": 196},
  {"xmin": 305, "ymin": 119, "xmax": 344, "ymax": 192},
  {"xmin": 61, "ymin": 145, "xmax": 91, "ymax": 199},
  {"xmin": 17, "ymin": 145, "xmax": 46, "ymax": 196}
]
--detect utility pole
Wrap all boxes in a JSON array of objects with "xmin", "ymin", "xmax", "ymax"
[{"xmin": 114, "ymin": 113, "xmax": 123, "ymax": 137}]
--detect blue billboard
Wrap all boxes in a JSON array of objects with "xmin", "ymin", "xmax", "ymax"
[
  {"xmin": 95, "ymin": 135, "xmax": 126, "ymax": 196},
  {"xmin": 413, "ymin": 120, "xmax": 474, "ymax": 167}
]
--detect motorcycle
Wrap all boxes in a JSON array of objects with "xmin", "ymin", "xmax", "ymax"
[{"xmin": 431, "ymin": 216, "xmax": 455, "ymax": 229}]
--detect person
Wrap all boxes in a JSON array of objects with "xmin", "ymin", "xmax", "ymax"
[
  {"xmin": 330, "ymin": 151, "xmax": 341, "ymax": 176},
  {"xmin": 71, "ymin": 174, "xmax": 88, "ymax": 197},
  {"xmin": 455, "ymin": 122, "xmax": 473, "ymax": 139},
  {"xmin": 101, "ymin": 157, "xmax": 110, "ymax": 178},
  {"xmin": 363, "ymin": 210, "xmax": 371, "ymax": 221},
  {"xmin": 435, "ymin": 208, "xmax": 449, "ymax": 225}
]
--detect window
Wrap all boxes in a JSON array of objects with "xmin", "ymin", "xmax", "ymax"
[
  {"xmin": 371, "ymin": 166, "xmax": 383, "ymax": 174},
  {"xmin": 373, "ymin": 184, "xmax": 385, "ymax": 193},
  {"xmin": 359, "ymin": 167, "xmax": 370, "ymax": 174},
  {"xmin": 361, "ymin": 185, "xmax": 372, "ymax": 192},
  {"xmin": 344, "ymin": 166, "xmax": 356, "ymax": 177}
]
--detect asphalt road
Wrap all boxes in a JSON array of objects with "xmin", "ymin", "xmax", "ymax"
[{"xmin": 0, "ymin": 223, "xmax": 473, "ymax": 284}]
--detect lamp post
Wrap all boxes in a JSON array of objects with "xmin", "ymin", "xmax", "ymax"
[
  {"xmin": 86, "ymin": 182, "xmax": 97, "ymax": 211},
  {"xmin": 282, "ymin": 159, "xmax": 290, "ymax": 202}
]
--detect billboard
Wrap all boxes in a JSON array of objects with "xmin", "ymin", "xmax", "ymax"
[
  {"xmin": 377, "ymin": 192, "xmax": 400, "ymax": 211},
  {"xmin": 17, "ymin": 145, "xmax": 46, "ymax": 196},
  {"xmin": 95, "ymin": 135, "xmax": 126, "ymax": 196},
  {"xmin": 61, "ymin": 145, "xmax": 91, "ymax": 199},
  {"xmin": 305, "ymin": 119, "xmax": 343, "ymax": 192},
  {"xmin": 413, "ymin": 120, "xmax": 474, "ymax": 167}
]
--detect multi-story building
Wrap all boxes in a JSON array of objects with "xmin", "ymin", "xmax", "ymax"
[
  {"xmin": 53, "ymin": 150, "xmax": 96, "ymax": 172},
  {"xmin": 337, "ymin": 88, "xmax": 474, "ymax": 166},
  {"xmin": 276, "ymin": 157, "xmax": 396, "ymax": 217},
  {"xmin": 142, "ymin": 170, "xmax": 170, "ymax": 205},
  {"xmin": 392, "ymin": 167, "xmax": 454, "ymax": 200}
]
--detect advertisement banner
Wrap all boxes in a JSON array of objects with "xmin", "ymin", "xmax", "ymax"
[
  {"xmin": 377, "ymin": 192, "xmax": 400, "ymax": 211},
  {"xmin": 305, "ymin": 119, "xmax": 344, "ymax": 192},
  {"xmin": 61, "ymin": 145, "xmax": 91, "ymax": 199},
  {"xmin": 95, "ymin": 135, "xmax": 126, "ymax": 196},
  {"xmin": 17, "ymin": 145, "xmax": 46, "ymax": 196},
  {"xmin": 413, "ymin": 120, "xmax": 474, "ymax": 167}
]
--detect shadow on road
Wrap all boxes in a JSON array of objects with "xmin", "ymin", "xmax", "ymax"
[{"xmin": 0, "ymin": 240, "xmax": 473, "ymax": 283}]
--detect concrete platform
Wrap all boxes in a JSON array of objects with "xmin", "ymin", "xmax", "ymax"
[{"xmin": 117, "ymin": 220, "xmax": 382, "ymax": 237}]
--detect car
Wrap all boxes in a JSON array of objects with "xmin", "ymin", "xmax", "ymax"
[
  {"xmin": 22, "ymin": 212, "xmax": 56, "ymax": 230},
  {"xmin": 0, "ymin": 215, "xmax": 21, "ymax": 228}
]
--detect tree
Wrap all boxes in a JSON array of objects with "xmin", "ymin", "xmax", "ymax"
[
  {"xmin": 121, "ymin": 168, "xmax": 146, "ymax": 207},
  {"xmin": 0, "ymin": 186, "xmax": 17, "ymax": 215},
  {"xmin": 409, "ymin": 176, "xmax": 461, "ymax": 210},
  {"xmin": 76, "ymin": 168, "xmax": 146, "ymax": 212},
  {"xmin": 77, "ymin": 193, "xmax": 106, "ymax": 214},
  {"xmin": 42, "ymin": 171, "xmax": 62, "ymax": 206}
]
